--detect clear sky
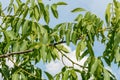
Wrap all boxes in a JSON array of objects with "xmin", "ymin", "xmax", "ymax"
[{"xmin": 0, "ymin": 0, "xmax": 120, "ymax": 80}]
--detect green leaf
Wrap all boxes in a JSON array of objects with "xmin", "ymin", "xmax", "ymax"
[
  {"xmin": 104, "ymin": 69, "xmax": 110, "ymax": 80},
  {"xmin": 13, "ymin": 4, "xmax": 18, "ymax": 14},
  {"xmin": 71, "ymin": 8, "xmax": 86, "ymax": 13},
  {"xmin": 13, "ymin": 42, "xmax": 19, "ymax": 52},
  {"xmin": 70, "ymin": 69, "xmax": 77, "ymax": 79},
  {"xmin": 22, "ymin": 20, "xmax": 29, "ymax": 35},
  {"xmin": 56, "ymin": 44, "xmax": 69, "ymax": 53},
  {"xmin": 105, "ymin": 3, "xmax": 111, "ymax": 25},
  {"xmin": 16, "ymin": 0, "xmax": 22, "ymax": 6},
  {"xmin": 12, "ymin": 73, "xmax": 19, "ymax": 80},
  {"xmin": 20, "ymin": 41, "xmax": 28, "ymax": 51},
  {"xmin": 90, "ymin": 58, "xmax": 98, "ymax": 74},
  {"xmin": 59, "ymin": 23, "xmax": 66, "ymax": 38},
  {"xmin": 66, "ymin": 30, "xmax": 71, "ymax": 45},
  {"xmin": 114, "ymin": 47, "xmax": 120, "ymax": 63},
  {"xmin": 76, "ymin": 41, "xmax": 81, "ymax": 60},
  {"xmin": 43, "ymin": 5, "xmax": 50, "ymax": 24},
  {"xmin": 87, "ymin": 41, "xmax": 94, "ymax": 56},
  {"xmin": 45, "ymin": 71, "xmax": 54, "ymax": 80},
  {"xmin": 7, "ymin": 0, "xmax": 14, "ymax": 13},
  {"xmin": 74, "ymin": 14, "xmax": 83, "ymax": 21},
  {"xmin": 55, "ymin": 74, "xmax": 60, "ymax": 80},
  {"xmin": 42, "ymin": 32, "xmax": 48, "ymax": 44},
  {"xmin": 38, "ymin": 1, "xmax": 45, "ymax": 13},
  {"xmin": 1, "ymin": 65, "xmax": 10, "ymax": 79},
  {"xmin": 114, "ymin": 30, "xmax": 120, "ymax": 49},
  {"xmin": 15, "ymin": 3, "xmax": 25, "ymax": 16},
  {"xmin": 34, "ymin": 5, "xmax": 40, "ymax": 21},
  {"xmin": 4, "ymin": 31, "xmax": 17, "ymax": 40},
  {"xmin": 53, "ymin": 48, "xmax": 60, "ymax": 59},
  {"xmin": 16, "ymin": 19, "xmax": 23, "ymax": 32},
  {"xmin": 41, "ymin": 45, "xmax": 47, "ymax": 62},
  {"xmin": 22, "ymin": 6, "xmax": 29, "ymax": 19},
  {"xmin": 51, "ymin": 4, "xmax": 58, "ymax": 18},
  {"xmin": 63, "ymin": 70, "xmax": 69, "ymax": 80},
  {"xmin": 56, "ymin": 2, "xmax": 67, "ymax": 5},
  {"xmin": 71, "ymin": 31, "xmax": 77, "ymax": 45},
  {"xmin": 76, "ymin": 40, "xmax": 86, "ymax": 60}
]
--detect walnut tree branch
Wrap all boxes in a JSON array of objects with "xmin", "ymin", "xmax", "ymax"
[{"xmin": 0, "ymin": 49, "xmax": 34, "ymax": 58}]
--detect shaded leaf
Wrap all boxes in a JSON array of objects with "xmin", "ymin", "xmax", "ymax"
[{"xmin": 45, "ymin": 71, "xmax": 54, "ymax": 80}]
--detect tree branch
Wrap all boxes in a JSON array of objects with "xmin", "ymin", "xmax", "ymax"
[
  {"xmin": 0, "ymin": 40, "xmax": 67, "ymax": 58},
  {"xmin": 0, "ymin": 49, "xmax": 33, "ymax": 58},
  {"xmin": 8, "ymin": 57, "xmax": 41, "ymax": 79},
  {"xmin": 0, "ymin": 39, "xmax": 78, "ymax": 58}
]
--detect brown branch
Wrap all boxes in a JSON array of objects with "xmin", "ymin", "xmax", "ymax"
[
  {"xmin": 0, "ymin": 39, "xmax": 78, "ymax": 58},
  {"xmin": 49, "ymin": 41, "xmax": 66, "ymax": 46},
  {"xmin": 0, "ymin": 41, "xmax": 67, "ymax": 58},
  {"xmin": 0, "ymin": 49, "xmax": 33, "ymax": 58}
]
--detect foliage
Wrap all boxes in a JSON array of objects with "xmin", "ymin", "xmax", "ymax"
[{"xmin": 0, "ymin": 0, "xmax": 119, "ymax": 80}]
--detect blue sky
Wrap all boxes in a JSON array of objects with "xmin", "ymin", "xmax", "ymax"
[{"xmin": 0, "ymin": 0, "xmax": 120, "ymax": 80}]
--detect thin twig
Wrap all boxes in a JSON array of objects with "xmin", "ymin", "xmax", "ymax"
[
  {"xmin": 8, "ymin": 57, "xmax": 39, "ymax": 79},
  {"xmin": 55, "ymin": 46, "xmax": 88, "ymax": 69}
]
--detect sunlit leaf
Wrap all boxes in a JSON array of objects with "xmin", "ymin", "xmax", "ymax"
[
  {"xmin": 90, "ymin": 58, "xmax": 98, "ymax": 74},
  {"xmin": 63, "ymin": 70, "xmax": 69, "ymax": 80},
  {"xmin": 56, "ymin": 44, "xmax": 69, "ymax": 53},
  {"xmin": 76, "ymin": 40, "xmax": 86, "ymax": 60},
  {"xmin": 20, "ymin": 41, "xmax": 28, "ymax": 51},
  {"xmin": 66, "ymin": 30, "xmax": 71, "ymax": 45},
  {"xmin": 105, "ymin": 3, "xmax": 111, "ymax": 25},
  {"xmin": 41, "ymin": 45, "xmax": 47, "ymax": 62},
  {"xmin": 51, "ymin": 4, "xmax": 58, "ymax": 18},
  {"xmin": 43, "ymin": 5, "xmax": 50, "ymax": 24},
  {"xmin": 87, "ymin": 40, "xmax": 94, "ymax": 56},
  {"xmin": 71, "ymin": 8, "xmax": 86, "ymax": 13},
  {"xmin": 12, "ymin": 73, "xmax": 19, "ymax": 80},
  {"xmin": 71, "ymin": 31, "xmax": 77, "ymax": 45},
  {"xmin": 22, "ymin": 20, "xmax": 29, "ymax": 35},
  {"xmin": 13, "ymin": 4, "xmax": 18, "ymax": 14},
  {"xmin": 34, "ymin": 5, "xmax": 40, "ymax": 21},
  {"xmin": 56, "ymin": 2, "xmax": 67, "ymax": 5},
  {"xmin": 22, "ymin": 6, "xmax": 29, "ymax": 19},
  {"xmin": 16, "ymin": 0, "xmax": 22, "ymax": 6},
  {"xmin": 104, "ymin": 69, "xmax": 110, "ymax": 80},
  {"xmin": 70, "ymin": 69, "xmax": 77, "ymax": 79}
]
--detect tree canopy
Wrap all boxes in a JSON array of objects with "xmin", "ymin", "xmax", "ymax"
[{"xmin": 0, "ymin": 0, "xmax": 120, "ymax": 80}]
